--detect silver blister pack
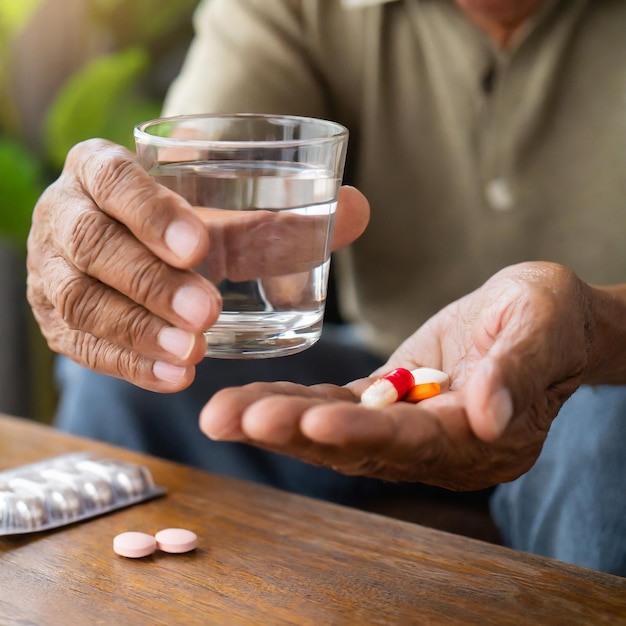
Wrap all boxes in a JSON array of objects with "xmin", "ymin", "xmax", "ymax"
[{"xmin": 0, "ymin": 452, "xmax": 166, "ymax": 535}]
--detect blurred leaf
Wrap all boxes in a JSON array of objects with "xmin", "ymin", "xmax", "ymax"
[
  {"xmin": 0, "ymin": 139, "xmax": 44, "ymax": 248},
  {"xmin": 43, "ymin": 47, "xmax": 150, "ymax": 169},
  {"xmin": 0, "ymin": 0, "xmax": 44, "ymax": 33},
  {"xmin": 122, "ymin": 0, "xmax": 198, "ymax": 41},
  {"xmin": 101, "ymin": 98, "xmax": 162, "ymax": 148}
]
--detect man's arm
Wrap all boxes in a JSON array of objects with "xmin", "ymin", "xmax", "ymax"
[
  {"xmin": 198, "ymin": 262, "xmax": 626, "ymax": 490},
  {"xmin": 584, "ymin": 284, "xmax": 626, "ymax": 385}
]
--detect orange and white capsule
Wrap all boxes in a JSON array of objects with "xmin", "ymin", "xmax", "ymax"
[
  {"xmin": 360, "ymin": 367, "xmax": 450, "ymax": 408},
  {"xmin": 404, "ymin": 367, "xmax": 450, "ymax": 402},
  {"xmin": 404, "ymin": 382, "xmax": 441, "ymax": 403}
]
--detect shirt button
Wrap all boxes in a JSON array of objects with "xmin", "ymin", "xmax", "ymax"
[{"xmin": 485, "ymin": 178, "xmax": 514, "ymax": 211}]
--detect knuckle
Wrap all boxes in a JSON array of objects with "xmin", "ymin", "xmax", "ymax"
[
  {"xmin": 66, "ymin": 139, "xmax": 128, "ymax": 192},
  {"xmin": 55, "ymin": 274, "xmax": 103, "ymax": 331},
  {"xmin": 75, "ymin": 330, "xmax": 146, "ymax": 384},
  {"xmin": 24, "ymin": 271, "xmax": 154, "ymax": 388},
  {"xmin": 72, "ymin": 333, "xmax": 103, "ymax": 370},
  {"xmin": 115, "ymin": 348, "xmax": 145, "ymax": 382},
  {"xmin": 125, "ymin": 309, "xmax": 155, "ymax": 352},
  {"xmin": 127, "ymin": 255, "xmax": 173, "ymax": 304},
  {"xmin": 28, "ymin": 182, "xmax": 61, "ymax": 248},
  {"xmin": 26, "ymin": 273, "xmax": 47, "ymax": 313},
  {"xmin": 112, "ymin": 304, "xmax": 155, "ymax": 352},
  {"xmin": 107, "ymin": 160, "xmax": 140, "ymax": 195},
  {"xmin": 244, "ymin": 381, "xmax": 273, "ymax": 395},
  {"xmin": 88, "ymin": 145, "xmax": 164, "ymax": 211},
  {"xmin": 90, "ymin": 150, "xmax": 144, "ymax": 204},
  {"xmin": 84, "ymin": 146, "xmax": 180, "ymax": 235},
  {"xmin": 75, "ymin": 142, "xmax": 154, "ymax": 220},
  {"xmin": 65, "ymin": 209, "xmax": 118, "ymax": 273},
  {"xmin": 54, "ymin": 268, "xmax": 163, "ymax": 355},
  {"xmin": 66, "ymin": 137, "xmax": 112, "ymax": 161}
]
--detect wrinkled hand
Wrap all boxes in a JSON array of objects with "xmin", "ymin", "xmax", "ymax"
[
  {"xmin": 200, "ymin": 262, "xmax": 594, "ymax": 490},
  {"xmin": 27, "ymin": 139, "xmax": 369, "ymax": 392}
]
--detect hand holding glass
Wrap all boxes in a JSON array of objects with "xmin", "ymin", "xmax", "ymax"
[{"xmin": 134, "ymin": 114, "xmax": 348, "ymax": 358}]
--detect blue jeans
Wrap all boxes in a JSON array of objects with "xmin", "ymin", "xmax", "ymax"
[
  {"xmin": 490, "ymin": 385, "xmax": 626, "ymax": 576},
  {"xmin": 53, "ymin": 329, "xmax": 626, "ymax": 576}
]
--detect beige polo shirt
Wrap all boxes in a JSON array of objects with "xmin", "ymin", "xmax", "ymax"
[{"xmin": 164, "ymin": 0, "xmax": 626, "ymax": 357}]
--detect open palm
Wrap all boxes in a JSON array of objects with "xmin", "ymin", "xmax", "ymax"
[{"xmin": 200, "ymin": 262, "xmax": 591, "ymax": 490}]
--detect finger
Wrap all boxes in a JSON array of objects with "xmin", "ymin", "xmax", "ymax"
[
  {"xmin": 464, "ymin": 358, "xmax": 514, "ymax": 442},
  {"xmin": 300, "ymin": 401, "xmax": 462, "ymax": 483},
  {"xmin": 205, "ymin": 388, "xmax": 395, "ymax": 474},
  {"xmin": 199, "ymin": 383, "xmax": 284, "ymax": 441},
  {"xmin": 28, "ymin": 256, "xmax": 207, "ymax": 366},
  {"xmin": 29, "ymin": 297, "xmax": 196, "ymax": 392},
  {"xmin": 193, "ymin": 207, "xmax": 334, "ymax": 282},
  {"xmin": 331, "ymin": 186, "xmax": 370, "ymax": 251},
  {"xmin": 240, "ymin": 383, "xmax": 355, "ymax": 444},
  {"xmin": 240, "ymin": 396, "xmax": 390, "ymax": 473},
  {"xmin": 303, "ymin": 394, "xmax": 539, "ymax": 488},
  {"xmin": 50, "ymin": 197, "xmax": 221, "ymax": 333},
  {"xmin": 241, "ymin": 395, "xmax": 328, "ymax": 445},
  {"xmin": 194, "ymin": 187, "xmax": 370, "ymax": 282},
  {"xmin": 237, "ymin": 390, "xmax": 440, "ymax": 455},
  {"xmin": 464, "ymin": 294, "xmax": 579, "ymax": 441},
  {"xmin": 65, "ymin": 139, "xmax": 209, "ymax": 268},
  {"xmin": 199, "ymin": 382, "xmax": 353, "ymax": 441},
  {"xmin": 300, "ymin": 401, "xmax": 444, "ymax": 450}
]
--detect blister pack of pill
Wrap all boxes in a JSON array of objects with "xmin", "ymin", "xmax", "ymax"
[{"xmin": 0, "ymin": 452, "xmax": 166, "ymax": 536}]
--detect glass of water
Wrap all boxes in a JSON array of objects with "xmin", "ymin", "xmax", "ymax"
[{"xmin": 134, "ymin": 113, "xmax": 349, "ymax": 359}]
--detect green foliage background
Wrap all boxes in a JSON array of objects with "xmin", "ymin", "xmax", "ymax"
[
  {"xmin": 0, "ymin": 0, "xmax": 199, "ymax": 421},
  {"xmin": 0, "ymin": 0, "xmax": 199, "ymax": 251}
]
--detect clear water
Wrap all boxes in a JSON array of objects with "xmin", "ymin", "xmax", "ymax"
[{"xmin": 151, "ymin": 161, "xmax": 338, "ymax": 358}]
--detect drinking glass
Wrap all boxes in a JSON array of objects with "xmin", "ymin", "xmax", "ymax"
[{"xmin": 134, "ymin": 113, "xmax": 348, "ymax": 358}]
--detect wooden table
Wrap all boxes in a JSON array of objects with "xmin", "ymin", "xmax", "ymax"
[{"xmin": 1, "ymin": 414, "xmax": 624, "ymax": 625}]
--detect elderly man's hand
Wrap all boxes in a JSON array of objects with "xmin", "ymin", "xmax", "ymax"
[
  {"xmin": 26, "ymin": 139, "xmax": 370, "ymax": 392},
  {"xmin": 199, "ymin": 262, "xmax": 597, "ymax": 490}
]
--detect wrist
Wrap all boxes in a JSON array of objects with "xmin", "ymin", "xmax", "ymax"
[{"xmin": 582, "ymin": 283, "xmax": 626, "ymax": 384}]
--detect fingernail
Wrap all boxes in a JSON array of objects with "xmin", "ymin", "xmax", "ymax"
[
  {"xmin": 172, "ymin": 285, "xmax": 214, "ymax": 328},
  {"xmin": 153, "ymin": 361, "xmax": 187, "ymax": 384},
  {"xmin": 165, "ymin": 220, "xmax": 201, "ymax": 260},
  {"xmin": 490, "ymin": 387, "xmax": 513, "ymax": 436},
  {"xmin": 204, "ymin": 424, "xmax": 245, "ymax": 442},
  {"xmin": 157, "ymin": 326, "xmax": 195, "ymax": 360}
]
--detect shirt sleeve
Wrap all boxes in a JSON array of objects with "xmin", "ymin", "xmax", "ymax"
[{"xmin": 162, "ymin": 0, "xmax": 329, "ymax": 118}]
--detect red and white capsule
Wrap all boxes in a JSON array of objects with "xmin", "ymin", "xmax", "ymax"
[{"xmin": 360, "ymin": 367, "xmax": 450, "ymax": 408}]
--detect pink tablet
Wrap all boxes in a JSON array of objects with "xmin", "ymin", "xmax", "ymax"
[
  {"xmin": 155, "ymin": 528, "xmax": 198, "ymax": 553},
  {"xmin": 113, "ymin": 531, "xmax": 157, "ymax": 558}
]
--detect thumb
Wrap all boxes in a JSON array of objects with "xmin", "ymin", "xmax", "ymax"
[
  {"xmin": 464, "ymin": 357, "xmax": 514, "ymax": 442},
  {"xmin": 331, "ymin": 186, "xmax": 370, "ymax": 251}
]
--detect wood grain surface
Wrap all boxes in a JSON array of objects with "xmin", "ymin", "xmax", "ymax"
[{"xmin": 1, "ymin": 414, "xmax": 625, "ymax": 625}]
